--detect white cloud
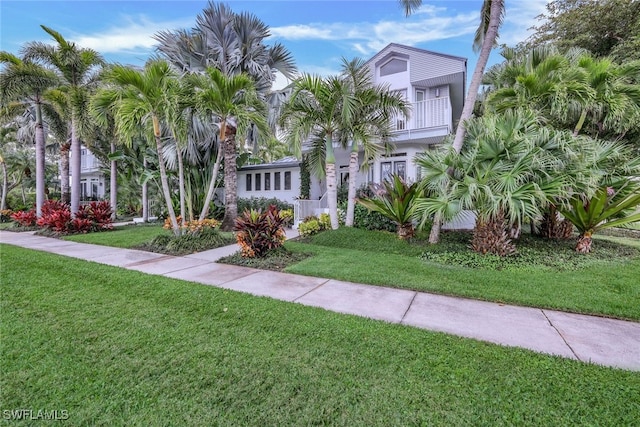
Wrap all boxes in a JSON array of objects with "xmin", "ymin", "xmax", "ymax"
[
  {"xmin": 68, "ymin": 14, "xmax": 194, "ymax": 55},
  {"xmin": 499, "ymin": 0, "xmax": 551, "ymax": 46}
]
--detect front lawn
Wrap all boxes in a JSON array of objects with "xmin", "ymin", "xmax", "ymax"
[
  {"xmin": 62, "ymin": 223, "xmax": 171, "ymax": 248},
  {"xmin": 281, "ymin": 228, "xmax": 640, "ymax": 321},
  {"xmin": 1, "ymin": 244, "xmax": 639, "ymax": 425}
]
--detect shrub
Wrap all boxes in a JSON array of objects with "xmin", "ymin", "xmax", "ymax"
[
  {"xmin": 163, "ymin": 216, "xmax": 220, "ymax": 235},
  {"xmin": 11, "ymin": 209, "xmax": 37, "ymax": 227},
  {"xmin": 280, "ymin": 209, "xmax": 294, "ymax": 227},
  {"xmin": 37, "ymin": 200, "xmax": 72, "ymax": 233},
  {"xmin": 298, "ymin": 218, "xmax": 320, "ymax": 237},
  {"xmin": 318, "ymin": 213, "xmax": 331, "ymax": 230},
  {"xmin": 237, "ymin": 197, "xmax": 293, "ymax": 213},
  {"xmin": 76, "ymin": 201, "xmax": 114, "ymax": 232},
  {"xmin": 234, "ymin": 205, "xmax": 286, "ymax": 258}
]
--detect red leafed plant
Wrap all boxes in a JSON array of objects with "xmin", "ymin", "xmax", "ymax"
[
  {"xmin": 76, "ymin": 201, "xmax": 113, "ymax": 232},
  {"xmin": 11, "ymin": 209, "xmax": 37, "ymax": 227},
  {"xmin": 37, "ymin": 200, "xmax": 72, "ymax": 233},
  {"xmin": 233, "ymin": 205, "xmax": 286, "ymax": 258}
]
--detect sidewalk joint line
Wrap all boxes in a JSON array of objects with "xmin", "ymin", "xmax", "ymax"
[
  {"xmin": 400, "ymin": 292, "xmax": 419, "ymax": 324},
  {"xmin": 293, "ymin": 279, "xmax": 331, "ymax": 302},
  {"xmin": 541, "ymin": 309, "xmax": 581, "ymax": 361}
]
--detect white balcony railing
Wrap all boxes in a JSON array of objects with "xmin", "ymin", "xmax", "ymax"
[
  {"xmin": 293, "ymin": 192, "xmax": 328, "ymax": 226},
  {"xmin": 392, "ymin": 97, "xmax": 451, "ymax": 132}
]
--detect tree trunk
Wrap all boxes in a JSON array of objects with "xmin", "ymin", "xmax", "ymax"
[
  {"xmin": 177, "ymin": 145, "xmax": 186, "ymax": 227},
  {"xmin": 345, "ymin": 148, "xmax": 359, "ymax": 227},
  {"xmin": 70, "ymin": 116, "xmax": 81, "ymax": 215},
  {"xmin": 110, "ymin": 142, "xmax": 117, "ymax": 221},
  {"xmin": 471, "ymin": 212, "xmax": 516, "ymax": 256},
  {"xmin": 220, "ymin": 125, "xmax": 238, "ymax": 231},
  {"xmin": 60, "ymin": 141, "xmax": 71, "ymax": 204},
  {"xmin": 398, "ymin": 223, "xmax": 415, "ymax": 240},
  {"xmin": 153, "ymin": 117, "xmax": 179, "ymax": 235},
  {"xmin": 199, "ymin": 146, "xmax": 223, "ymax": 220},
  {"xmin": 1, "ymin": 162, "xmax": 7, "ymax": 211},
  {"xmin": 324, "ymin": 135, "xmax": 339, "ymax": 230},
  {"xmin": 34, "ymin": 103, "xmax": 46, "ymax": 217},
  {"xmin": 142, "ymin": 157, "xmax": 149, "ymax": 222},
  {"xmin": 429, "ymin": 214, "xmax": 442, "ymax": 244},
  {"xmin": 575, "ymin": 231, "xmax": 592, "ymax": 253}
]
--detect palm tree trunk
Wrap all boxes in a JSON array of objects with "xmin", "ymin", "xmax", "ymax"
[
  {"xmin": 1, "ymin": 161, "xmax": 8, "ymax": 211},
  {"xmin": 325, "ymin": 135, "xmax": 339, "ymax": 229},
  {"xmin": 142, "ymin": 157, "xmax": 149, "ymax": 222},
  {"xmin": 429, "ymin": 214, "xmax": 442, "ymax": 244},
  {"xmin": 220, "ymin": 127, "xmax": 238, "ymax": 231},
  {"xmin": 34, "ymin": 103, "xmax": 46, "ymax": 217},
  {"xmin": 576, "ymin": 231, "xmax": 592, "ymax": 253},
  {"xmin": 345, "ymin": 147, "xmax": 359, "ymax": 227},
  {"xmin": 110, "ymin": 142, "xmax": 117, "ymax": 221},
  {"xmin": 70, "ymin": 116, "xmax": 81, "ymax": 215},
  {"xmin": 177, "ymin": 145, "xmax": 186, "ymax": 227},
  {"xmin": 199, "ymin": 146, "xmax": 223, "ymax": 220},
  {"xmin": 60, "ymin": 141, "xmax": 70, "ymax": 204},
  {"xmin": 153, "ymin": 117, "xmax": 179, "ymax": 235}
]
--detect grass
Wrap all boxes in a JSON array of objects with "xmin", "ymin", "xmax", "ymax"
[
  {"xmin": 2, "ymin": 244, "xmax": 639, "ymax": 425},
  {"xmin": 283, "ymin": 228, "xmax": 640, "ymax": 321},
  {"xmin": 63, "ymin": 223, "xmax": 172, "ymax": 248}
]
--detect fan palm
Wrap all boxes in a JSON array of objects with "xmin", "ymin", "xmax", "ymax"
[
  {"xmin": 0, "ymin": 52, "xmax": 59, "ymax": 216},
  {"xmin": 23, "ymin": 25, "xmax": 105, "ymax": 215},
  {"xmin": 91, "ymin": 60, "xmax": 181, "ymax": 235}
]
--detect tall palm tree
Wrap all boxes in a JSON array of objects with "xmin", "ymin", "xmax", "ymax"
[
  {"xmin": 401, "ymin": 0, "xmax": 506, "ymax": 243},
  {"xmin": 0, "ymin": 125, "xmax": 18, "ymax": 210},
  {"xmin": 23, "ymin": 25, "xmax": 104, "ymax": 215},
  {"xmin": 280, "ymin": 74, "xmax": 360, "ymax": 229},
  {"xmin": 0, "ymin": 52, "xmax": 59, "ymax": 216},
  {"xmin": 339, "ymin": 57, "xmax": 409, "ymax": 227},
  {"xmin": 155, "ymin": 2, "xmax": 296, "ymax": 229},
  {"xmin": 186, "ymin": 67, "xmax": 268, "ymax": 224},
  {"xmin": 91, "ymin": 60, "xmax": 181, "ymax": 235}
]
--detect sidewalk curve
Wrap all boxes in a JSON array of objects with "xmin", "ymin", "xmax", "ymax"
[{"xmin": 1, "ymin": 229, "xmax": 639, "ymax": 371}]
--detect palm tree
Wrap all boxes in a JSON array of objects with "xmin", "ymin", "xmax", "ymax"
[
  {"xmin": 186, "ymin": 67, "xmax": 268, "ymax": 225},
  {"xmin": 280, "ymin": 74, "xmax": 361, "ymax": 229},
  {"xmin": 91, "ymin": 60, "xmax": 181, "ymax": 235},
  {"xmin": 339, "ymin": 57, "xmax": 409, "ymax": 227},
  {"xmin": 155, "ymin": 2, "xmax": 297, "ymax": 229},
  {"xmin": 0, "ymin": 125, "xmax": 18, "ymax": 210},
  {"xmin": 0, "ymin": 52, "xmax": 59, "ymax": 216},
  {"xmin": 401, "ymin": 0, "xmax": 506, "ymax": 243},
  {"xmin": 23, "ymin": 25, "xmax": 104, "ymax": 215}
]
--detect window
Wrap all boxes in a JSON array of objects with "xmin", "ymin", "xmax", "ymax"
[
  {"xmin": 380, "ymin": 58, "xmax": 407, "ymax": 76},
  {"xmin": 394, "ymin": 161, "xmax": 406, "ymax": 180},
  {"xmin": 255, "ymin": 173, "xmax": 261, "ymax": 191},
  {"xmin": 381, "ymin": 162, "xmax": 392, "ymax": 182},
  {"xmin": 284, "ymin": 171, "xmax": 291, "ymax": 190},
  {"xmin": 264, "ymin": 173, "xmax": 271, "ymax": 191},
  {"xmin": 246, "ymin": 174, "xmax": 252, "ymax": 191},
  {"xmin": 274, "ymin": 172, "xmax": 281, "ymax": 190}
]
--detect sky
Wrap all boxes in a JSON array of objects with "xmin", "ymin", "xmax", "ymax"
[{"xmin": 0, "ymin": 0, "xmax": 551, "ymax": 89}]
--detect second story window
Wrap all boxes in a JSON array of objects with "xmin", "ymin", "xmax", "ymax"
[{"xmin": 380, "ymin": 58, "xmax": 407, "ymax": 76}]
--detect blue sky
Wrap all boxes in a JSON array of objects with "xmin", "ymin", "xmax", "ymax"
[{"xmin": 1, "ymin": 1, "xmax": 550, "ymax": 88}]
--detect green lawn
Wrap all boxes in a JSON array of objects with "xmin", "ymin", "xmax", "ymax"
[
  {"xmin": 62, "ymin": 223, "xmax": 172, "ymax": 248},
  {"xmin": 283, "ymin": 228, "xmax": 640, "ymax": 321},
  {"xmin": 1, "ymin": 244, "xmax": 639, "ymax": 425}
]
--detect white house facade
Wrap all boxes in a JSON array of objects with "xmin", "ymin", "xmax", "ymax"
[
  {"xmin": 237, "ymin": 43, "xmax": 467, "ymax": 220},
  {"xmin": 69, "ymin": 146, "xmax": 107, "ymax": 201}
]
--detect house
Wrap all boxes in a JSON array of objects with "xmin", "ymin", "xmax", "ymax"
[
  {"xmin": 237, "ymin": 43, "xmax": 467, "ymax": 221},
  {"xmin": 69, "ymin": 146, "xmax": 107, "ymax": 201}
]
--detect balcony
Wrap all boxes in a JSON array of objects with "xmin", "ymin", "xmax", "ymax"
[{"xmin": 391, "ymin": 97, "xmax": 452, "ymax": 140}]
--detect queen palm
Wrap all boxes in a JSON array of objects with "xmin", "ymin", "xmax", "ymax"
[
  {"xmin": 155, "ymin": 2, "xmax": 296, "ymax": 229},
  {"xmin": 0, "ymin": 52, "xmax": 59, "ymax": 216},
  {"xmin": 91, "ymin": 60, "xmax": 181, "ymax": 235},
  {"xmin": 23, "ymin": 25, "xmax": 104, "ymax": 215},
  {"xmin": 186, "ymin": 67, "xmax": 268, "ymax": 225},
  {"xmin": 339, "ymin": 57, "xmax": 409, "ymax": 227}
]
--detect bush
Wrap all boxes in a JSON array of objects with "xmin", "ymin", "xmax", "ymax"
[
  {"xmin": 138, "ymin": 227, "xmax": 232, "ymax": 256},
  {"xmin": 13, "ymin": 200, "xmax": 113, "ymax": 234},
  {"xmin": 0, "ymin": 209, "xmax": 13, "ymax": 223},
  {"xmin": 280, "ymin": 209, "xmax": 294, "ymax": 227},
  {"xmin": 234, "ymin": 205, "xmax": 286, "ymax": 258},
  {"xmin": 298, "ymin": 218, "xmax": 320, "ymax": 237},
  {"xmin": 237, "ymin": 197, "xmax": 293, "ymax": 213},
  {"xmin": 163, "ymin": 216, "xmax": 220, "ymax": 235},
  {"xmin": 11, "ymin": 209, "xmax": 37, "ymax": 227},
  {"xmin": 340, "ymin": 202, "xmax": 396, "ymax": 233},
  {"xmin": 76, "ymin": 201, "xmax": 114, "ymax": 232}
]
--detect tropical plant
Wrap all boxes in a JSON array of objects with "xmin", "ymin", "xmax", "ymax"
[
  {"xmin": 559, "ymin": 185, "xmax": 640, "ymax": 253},
  {"xmin": 357, "ymin": 174, "xmax": 419, "ymax": 240},
  {"xmin": 186, "ymin": 67, "xmax": 268, "ymax": 226},
  {"xmin": 401, "ymin": 0, "xmax": 506, "ymax": 243},
  {"xmin": 233, "ymin": 205, "xmax": 286, "ymax": 258},
  {"xmin": 0, "ymin": 51, "xmax": 59, "ymax": 216},
  {"xmin": 91, "ymin": 60, "xmax": 181, "ymax": 235},
  {"xmin": 23, "ymin": 25, "xmax": 104, "ymax": 215},
  {"xmin": 155, "ymin": 2, "xmax": 297, "ymax": 229}
]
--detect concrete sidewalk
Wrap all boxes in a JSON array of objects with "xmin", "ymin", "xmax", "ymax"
[{"xmin": 1, "ymin": 229, "xmax": 639, "ymax": 371}]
